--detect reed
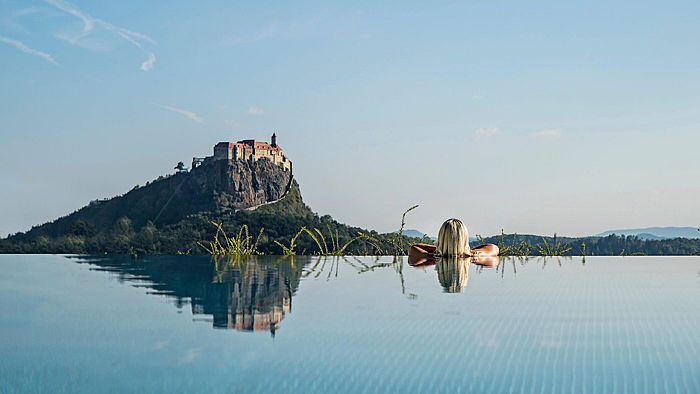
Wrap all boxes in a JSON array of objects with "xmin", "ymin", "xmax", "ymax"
[
  {"xmin": 198, "ymin": 222, "xmax": 263, "ymax": 256},
  {"xmin": 274, "ymin": 227, "xmax": 306, "ymax": 255},
  {"xmin": 390, "ymin": 205, "xmax": 419, "ymax": 255},
  {"xmin": 302, "ymin": 227, "xmax": 378, "ymax": 256},
  {"xmin": 493, "ymin": 230, "xmax": 532, "ymax": 256},
  {"xmin": 477, "ymin": 231, "xmax": 525, "ymax": 256},
  {"xmin": 534, "ymin": 237, "xmax": 572, "ymax": 256}
]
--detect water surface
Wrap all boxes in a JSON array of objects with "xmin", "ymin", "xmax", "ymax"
[{"xmin": 0, "ymin": 254, "xmax": 698, "ymax": 393}]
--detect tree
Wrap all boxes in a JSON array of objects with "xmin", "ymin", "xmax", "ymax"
[
  {"xmin": 175, "ymin": 161, "xmax": 186, "ymax": 172},
  {"xmin": 68, "ymin": 220, "xmax": 97, "ymax": 237}
]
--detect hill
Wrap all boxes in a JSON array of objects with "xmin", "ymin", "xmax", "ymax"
[
  {"xmin": 1, "ymin": 156, "xmax": 418, "ymax": 255},
  {"xmin": 597, "ymin": 227, "xmax": 700, "ymax": 239},
  {"xmin": 9, "ymin": 156, "xmax": 292, "ymax": 241},
  {"xmin": 398, "ymin": 229, "xmax": 437, "ymax": 241}
]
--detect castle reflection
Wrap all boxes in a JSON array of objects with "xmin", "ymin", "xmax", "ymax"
[{"xmin": 70, "ymin": 255, "xmax": 308, "ymax": 335}]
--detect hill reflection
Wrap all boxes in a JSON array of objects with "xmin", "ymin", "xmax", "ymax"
[{"xmin": 70, "ymin": 255, "xmax": 308, "ymax": 335}]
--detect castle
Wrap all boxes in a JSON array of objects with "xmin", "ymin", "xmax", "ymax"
[{"xmin": 210, "ymin": 133, "xmax": 292, "ymax": 172}]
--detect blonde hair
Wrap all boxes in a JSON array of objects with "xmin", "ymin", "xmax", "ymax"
[
  {"xmin": 436, "ymin": 256, "xmax": 470, "ymax": 293},
  {"xmin": 435, "ymin": 218, "xmax": 470, "ymax": 256}
]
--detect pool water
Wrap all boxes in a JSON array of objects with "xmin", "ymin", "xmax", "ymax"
[{"xmin": 0, "ymin": 255, "xmax": 698, "ymax": 393}]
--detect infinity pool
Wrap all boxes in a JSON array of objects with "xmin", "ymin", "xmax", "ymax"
[{"xmin": 0, "ymin": 255, "xmax": 698, "ymax": 393}]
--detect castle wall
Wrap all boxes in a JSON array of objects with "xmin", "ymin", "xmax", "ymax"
[
  {"xmin": 213, "ymin": 140, "xmax": 291, "ymax": 172},
  {"xmin": 214, "ymin": 144, "xmax": 232, "ymax": 160}
]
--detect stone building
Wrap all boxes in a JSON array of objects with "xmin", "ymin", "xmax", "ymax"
[{"xmin": 213, "ymin": 133, "xmax": 292, "ymax": 172}]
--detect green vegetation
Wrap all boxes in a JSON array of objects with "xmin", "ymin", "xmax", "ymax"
[
  {"xmin": 0, "ymin": 184, "xmax": 422, "ymax": 255},
  {"xmin": 476, "ymin": 231, "xmax": 700, "ymax": 257}
]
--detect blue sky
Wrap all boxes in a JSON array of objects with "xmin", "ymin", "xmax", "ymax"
[{"xmin": 1, "ymin": 0, "xmax": 699, "ymax": 238}]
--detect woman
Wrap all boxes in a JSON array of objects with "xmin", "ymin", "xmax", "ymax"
[{"xmin": 408, "ymin": 218, "xmax": 499, "ymax": 265}]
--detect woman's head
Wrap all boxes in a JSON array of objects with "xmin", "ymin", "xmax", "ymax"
[{"xmin": 435, "ymin": 218, "xmax": 470, "ymax": 256}]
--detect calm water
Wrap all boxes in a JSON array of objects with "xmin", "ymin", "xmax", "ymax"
[{"xmin": 0, "ymin": 254, "xmax": 698, "ymax": 393}]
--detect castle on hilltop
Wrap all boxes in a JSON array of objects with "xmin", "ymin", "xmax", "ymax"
[{"xmin": 210, "ymin": 133, "xmax": 292, "ymax": 172}]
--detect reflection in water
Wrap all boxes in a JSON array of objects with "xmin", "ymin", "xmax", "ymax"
[
  {"xmin": 69, "ymin": 254, "xmax": 585, "ymax": 333},
  {"xmin": 409, "ymin": 255, "xmax": 501, "ymax": 293},
  {"xmin": 71, "ymin": 255, "xmax": 307, "ymax": 335},
  {"xmin": 436, "ymin": 257, "xmax": 470, "ymax": 293}
]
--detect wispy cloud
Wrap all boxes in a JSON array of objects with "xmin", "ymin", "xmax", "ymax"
[
  {"xmin": 45, "ymin": 0, "xmax": 93, "ymax": 33},
  {"xmin": 154, "ymin": 104, "xmax": 204, "ymax": 123},
  {"xmin": 45, "ymin": 0, "xmax": 156, "ymax": 71},
  {"xmin": 247, "ymin": 107, "xmax": 264, "ymax": 115},
  {"xmin": 533, "ymin": 128, "xmax": 562, "ymax": 138},
  {"xmin": 474, "ymin": 127, "xmax": 500, "ymax": 139},
  {"xmin": 140, "ymin": 52, "xmax": 155, "ymax": 71},
  {"xmin": 0, "ymin": 37, "xmax": 59, "ymax": 65}
]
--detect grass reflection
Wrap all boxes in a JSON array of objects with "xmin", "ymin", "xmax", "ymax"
[{"xmin": 301, "ymin": 255, "xmax": 408, "ymax": 294}]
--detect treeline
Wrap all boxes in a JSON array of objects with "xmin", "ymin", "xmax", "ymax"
[{"xmin": 479, "ymin": 233, "xmax": 700, "ymax": 256}]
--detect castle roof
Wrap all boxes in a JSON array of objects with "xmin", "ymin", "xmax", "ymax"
[{"xmin": 215, "ymin": 140, "xmax": 282, "ymax": 151}]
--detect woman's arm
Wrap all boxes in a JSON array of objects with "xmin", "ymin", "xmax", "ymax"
[
  {"xmin": 408, "ymin": 243, "xmax": 436, "ymax": 256},
  {"xmin": 408, "ymin": 243, "xmax": 436, "ymax": 266},
  {"xmin": 470, "ymin": 243, "xmax": 499, "ymax": 257}
]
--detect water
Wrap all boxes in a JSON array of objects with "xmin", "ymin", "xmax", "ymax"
[{"xmin": 0, "ymin": 254, "xmax": 698, "ymax": 393}]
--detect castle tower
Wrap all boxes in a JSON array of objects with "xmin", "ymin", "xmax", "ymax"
[{"xmin": 271, "ymin": 132, "xmax": 277, "ymax": 147}]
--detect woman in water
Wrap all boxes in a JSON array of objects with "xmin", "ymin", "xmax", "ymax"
[{"xmin": 408, "ymin": 218, "xmax": 499, "ymax": 265}]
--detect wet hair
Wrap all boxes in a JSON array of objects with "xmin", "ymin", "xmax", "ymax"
[
  {"xmin": 435, "ymin": 218, "xmax": 470, "ymax": 256},
  {"xmin": 436, "ymin": 256, "xmax": 470, "ymax": 293}
]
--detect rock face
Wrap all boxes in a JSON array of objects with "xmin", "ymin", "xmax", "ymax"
[
  {"xmin": 12, "ymin": 157, "xmax": 294, "ymax": 239},
  {"xmin": 194, "ymin": 157, "xmax": 293, "ymax": 212}
]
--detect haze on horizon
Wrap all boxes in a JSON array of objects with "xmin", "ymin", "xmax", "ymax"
[{"xmin": 1, "ymin": 0, "xmax": 699, "ymax": 238}]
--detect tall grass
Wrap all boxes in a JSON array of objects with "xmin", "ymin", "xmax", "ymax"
[
  {"xmin": 476, "ymin": 231, "xmax": 572, "ymax": 256},
  {"xmin": 274, "ymin": 227, "xmax": 306, "ymax": 255},
  {"xmin": 490, "ymin": 230, "xmax": 532, "ymax": 256},
  {"xmin": 391, "ymin": 205, "xmax": 419, "ymax": 255},
  {"xmin": 198, "ymin": 204, "xmax": 420, "ymax": 257},
  {"xmin": 302, "ymin": 227, "xmax": 380, "ymax": 256},
  {"xmin": 198, "ymin": 222, "xmax": 263, "ymax": 256},
  {"xmin": 534, "ymin": 237, "xmax": 572, "ymax": 256}
]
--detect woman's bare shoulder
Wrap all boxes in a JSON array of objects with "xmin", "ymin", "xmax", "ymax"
[{"xmin": 409, "ymin": 243, "xmax": 436, "ymax": 253}]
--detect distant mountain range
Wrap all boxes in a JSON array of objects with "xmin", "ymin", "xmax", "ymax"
[
  {"xmin": 596, "ymin": 227, "xmax": 700, "ymax": 240},
  {"xmin": 404, "ymin": 226, "xmax": 700, "ymax": 242},
  {"xmin": 400, "ymin": 229, "xmax": 432, "ymax": 239},
  {"xmin": 401, "ymin": 229, "xmax": 480, "ymax": 242}
]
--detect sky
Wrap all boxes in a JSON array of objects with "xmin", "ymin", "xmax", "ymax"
[{"xmin": 1, "ymin": 0, "xmax": 699, "ymax": 238}]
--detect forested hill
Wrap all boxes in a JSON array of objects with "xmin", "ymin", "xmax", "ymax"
[
  {"xmin": 8, "ymin": 157, "xmax": 293, "ymax": 241},
  {"xmin": 1, "ymin": 158, "xmax": 421, "ymax": 255}
]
